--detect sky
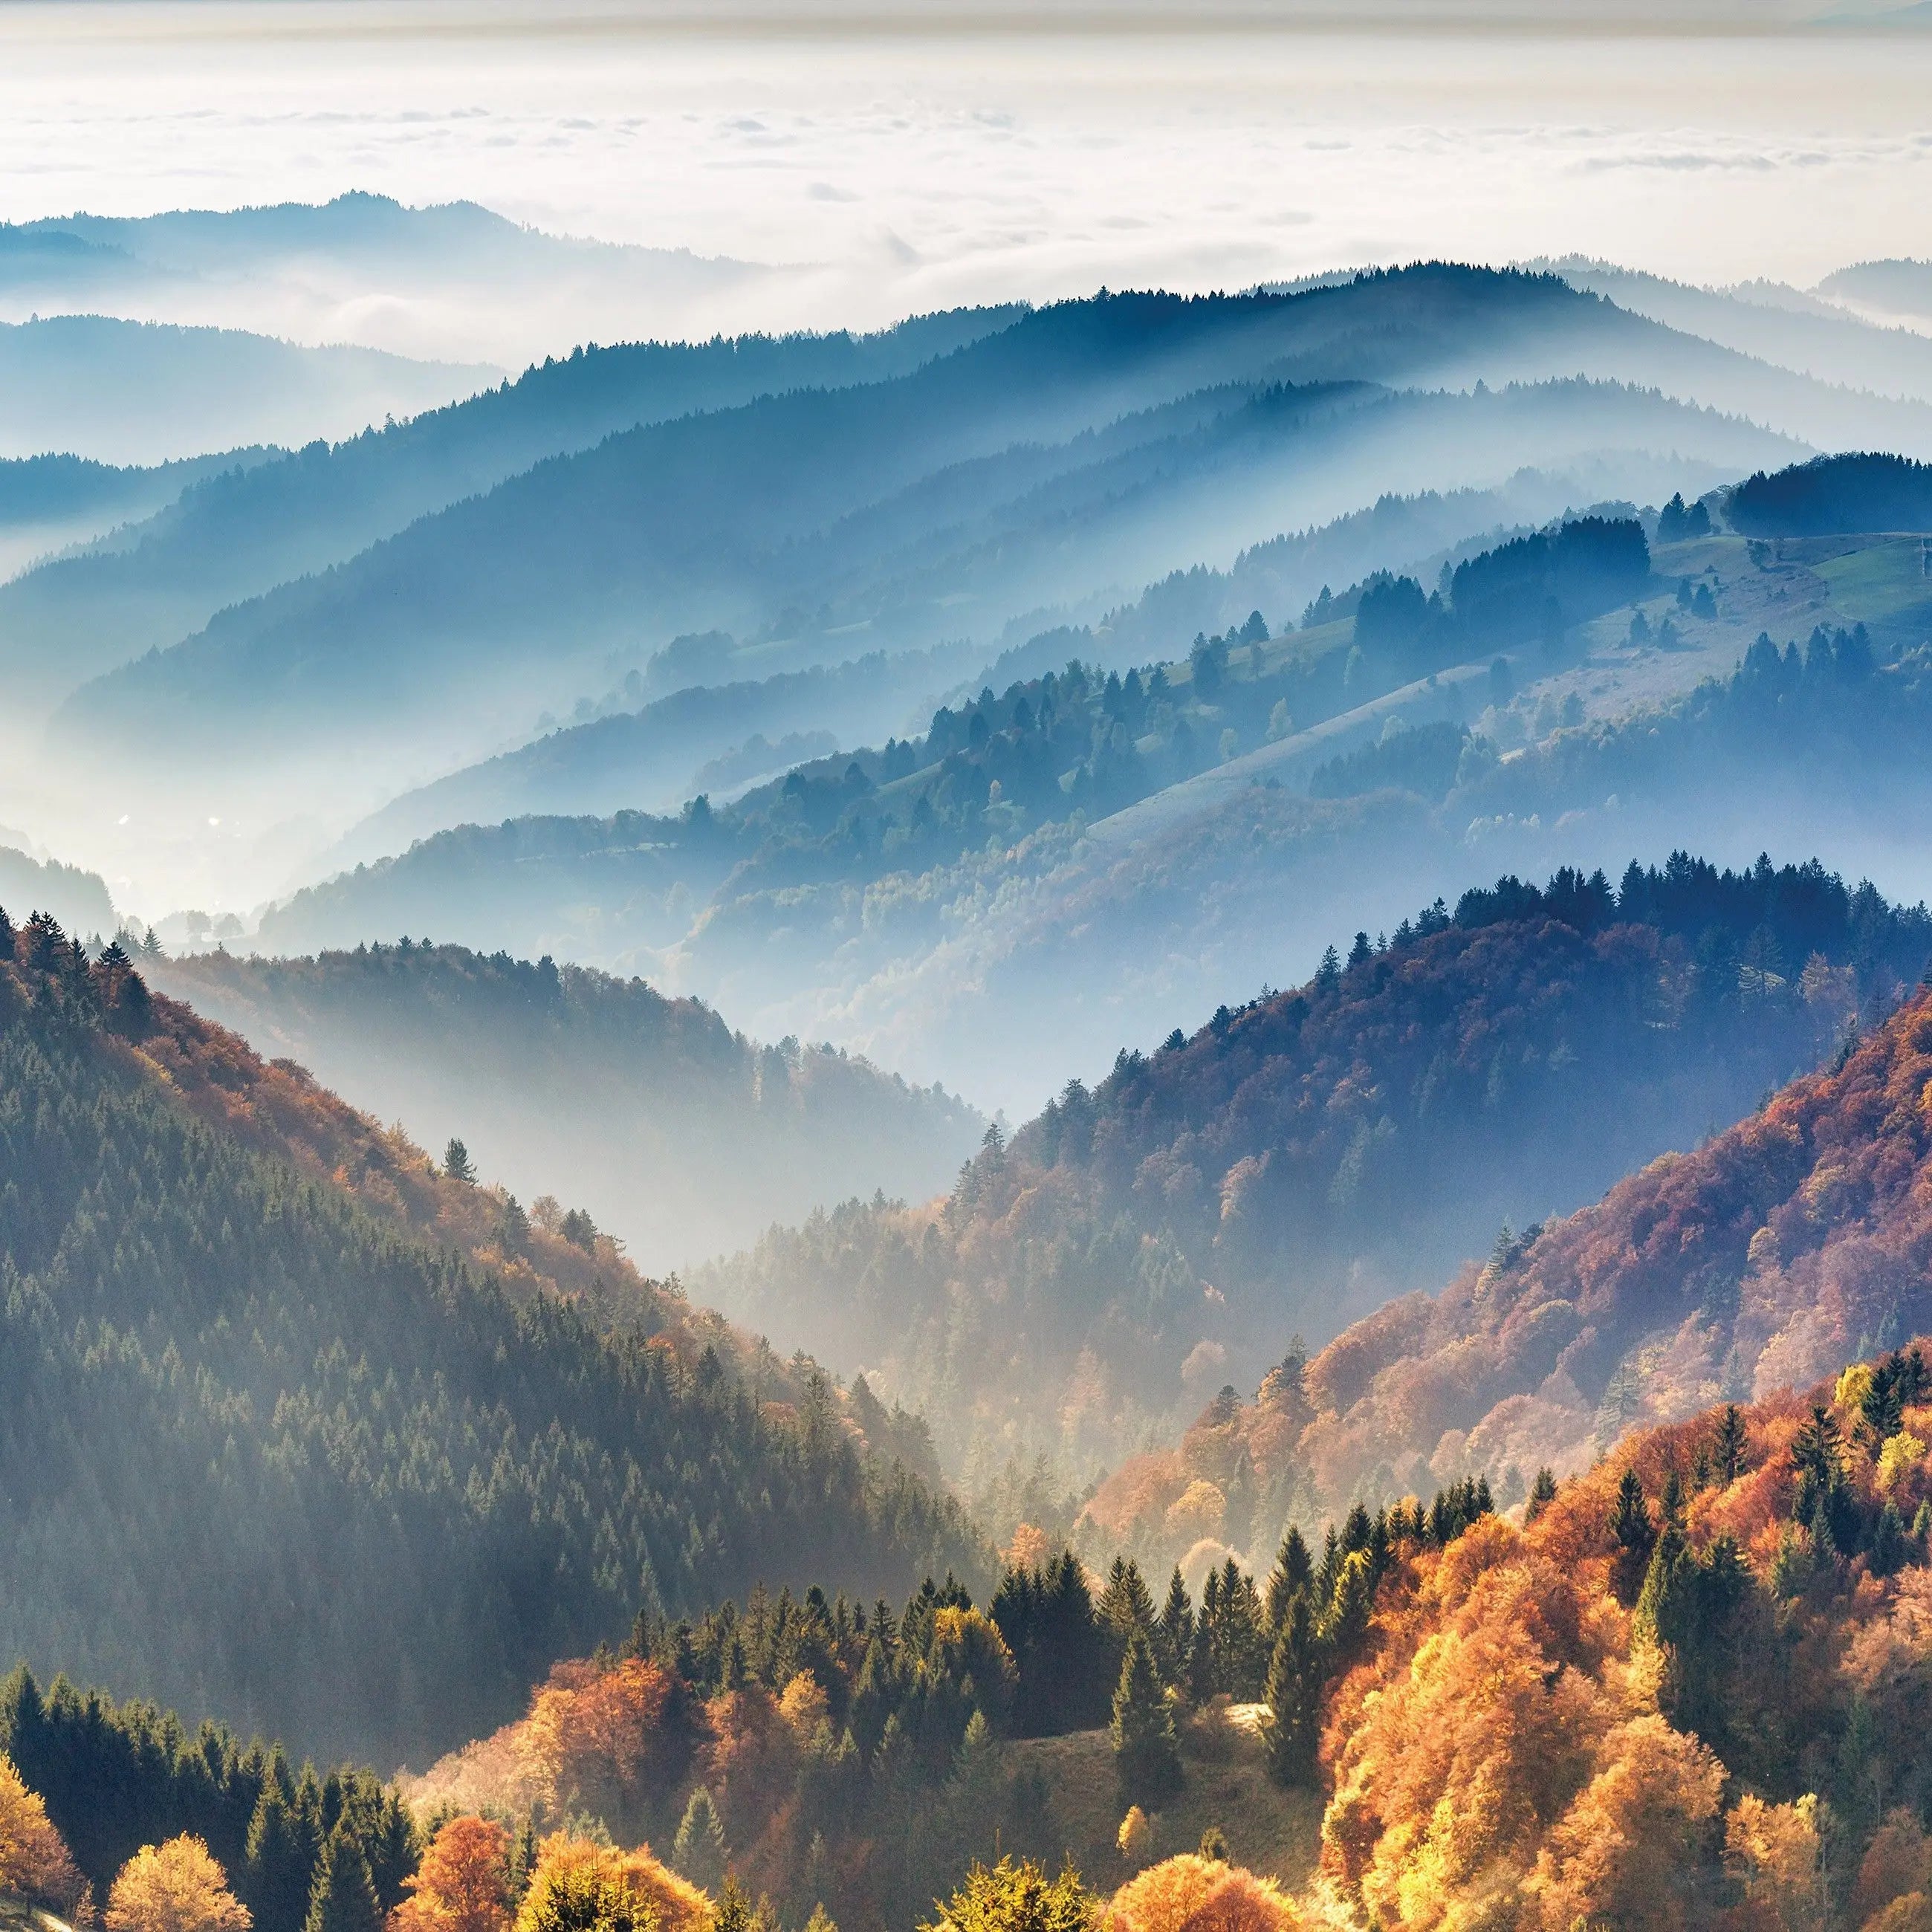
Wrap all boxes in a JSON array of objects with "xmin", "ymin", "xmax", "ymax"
[{"xmin": 1, "ymin": 1, "xmax": 1930, "ymax": 354}]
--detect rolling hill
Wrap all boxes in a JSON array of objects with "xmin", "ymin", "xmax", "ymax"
[
  {"xmin": 0, "ymin": 907, "xmax": 982, "ymax": 1767},
  {"xmin": 690, "ymin": 853, "xmax": 1931, "ymax": 1486},
  {"xmin": 0, "ymin": 314, "xmax": 494, "ymax": 466},
  {"xmin": 146, "ymin": 937, "xmax": 983, "ymax": 1275},
  {"xmin": 53, "ymin": 268, "xmax": 1832, "ymax": 799},
  {"xmin": 1281, "ymin": 962, "xmax": 1932, "ymax": 1513},
  {"xmin": 0, "ymin": 305, "xmax": 1014, "ymax": 713},
  {"xmin": 242, "ymin": 456, "xmax": 1932, "ymax": 1118}
]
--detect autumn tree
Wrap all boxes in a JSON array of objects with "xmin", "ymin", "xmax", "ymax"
[
  {"xmin": 0, "ymin": 1754, "xmax": 88, "ymax": 1919},
  {"xmin": 107, "ymin": 1838, "xmax": 253, "ymax": 1932},
  {"xmin": 387, "ymin": 1819, "xmax": 510, "ymax": 1932},
  {"xmin": 1523, "ymin": 1715, "xmax": 1723, "ymax": 1931},
  {"xmin": 1103, "ymin": 1855, "xmax": 1300, "ymax": 1932}
]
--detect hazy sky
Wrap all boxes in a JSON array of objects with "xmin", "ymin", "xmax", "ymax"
[{"xmin": 1, "ymin": 1, "xmax": 1930, "ymax": 348}]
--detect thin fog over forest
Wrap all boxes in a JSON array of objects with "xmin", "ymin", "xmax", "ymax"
[{"xmin": 10, "ymin": 6, "xmax": 1932, "ymax": 1932}]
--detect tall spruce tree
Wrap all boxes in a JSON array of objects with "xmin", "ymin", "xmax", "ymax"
[
  {"xmin": 1610, "ymin": 1469, "xmax": 1656, "ymax": 1607},
  {"xmin": 1263, "ymin": 1592, "xmax": 1325, "ymax": 1787},
  {"xmin": 303, "ymin": 1830, "xmax": 381, "ymax": 1932},
  {"xmin": 1264, "ymin": 1529, "xmax": 1314, "ymax": 1636},
  {"xmin": 1110, "ymin": 1630, "xmax": 1181, "ymax": 1806},
  {"xmin": 1155, "ymin": 1569, "xmax": 1193, "ymax": 1688},
  {"xmin": 244, "ymin": 1783, "xmax": 316, "ymax": 1932}
]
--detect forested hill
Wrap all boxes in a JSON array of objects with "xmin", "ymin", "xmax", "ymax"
[
  {"xmin": 0, "ymin": 910, "xmax": 984, "ymax": 1768},
  {"xmin": 1275, "ymin": 950, "xmax": 1932, "ymax": 1514},
  {"xmin": 149, "ymin": 939, "xmax": 982, "ymax": 1272},
  {"xmin": 696, "ymin": 854, "xmax": 1932, "ymax": 1493}
]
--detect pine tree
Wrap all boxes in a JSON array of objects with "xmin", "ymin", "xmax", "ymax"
[
  {"xmin": 1098, "ymin": 1558, "xmax": 1156, "ymax": 1645},
  {"xmin": 442, "ymin": 1138, "xmax": 476, "ymax": 1184},
  {"xmin": 1264, "ymin": 1529, "xmax": 1313, "ymax": 1636},
  {"xmin": 714, "ymin": 1879, "xmax": 754, "ymax": 1932},
  {"xmin": 1110, "ymin": 1630, "xmax": 1181, "ymax": 1805},
  {"xmin": 1524, "ymin": 1468, "xmax": 1558, "ymax": 1525},
  {"xmin": 1610, "ymin": 1469, "xmax": 1656, "ymax": 1607},
  {"xmin": 1703, "ymin": 1399, "xmax": 1751, "ymax": 1490},
  {"xmin": 1155, "ymin": 1569, "xmax": 1193, "ymax": 1688},
  {"xmin": 674, "ymin": 1787, "xmax": 727, "ymax": 1893},
  {"xmin": 244, "ymin": 1784, "xmax": 314, "ymax": 1932},
  {"xmin": 1323, "ymin": 1552, "xmax": 1374, "ymax": 1669},
  {"xmin": 1262, "ymin": 1592, "xmax": 1324, "ymax": 1788},
  {"xmin": 303, "ymin": 1830, "xmax": 381, "ymax": 1932}
]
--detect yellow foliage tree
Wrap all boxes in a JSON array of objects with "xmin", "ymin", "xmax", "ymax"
[
  {"xmin": 515, "ymin": 1835, "xmax": 709, "ymax": 1932},
  {"xmin": 0, "ymin": 1754, "xmax": 88, "ymax": 1920},
  {"xmin": 1726, "ymin": 1793, "xmax": 1823, "ymax": 1932},
  {"xmin": 105, "ymin": 1838, "xmax": 251, "ymax": 1932},
  {"xmin": 1522, "ymin": 1715, "xmax": 1723, "ymax": 1932},
  {"xmin": 1319, "ymin": 1529, "xmax": 1615, "ymax": 1929}
]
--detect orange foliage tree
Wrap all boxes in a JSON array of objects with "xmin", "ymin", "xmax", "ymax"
[
  {"xmin": 386, "ymin": 1818, "xmax": 510, "ymax": 1932},
  {"xmin": 1103, "ymin": 1856, "xmax": 1300, "ymax": 1932}
]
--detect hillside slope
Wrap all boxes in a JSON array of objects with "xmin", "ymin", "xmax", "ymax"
[
  {"xmin": 0, "ymin": 314, "xmax": 493, "ymax": 467},
  {"xmin": 693, "ymin": 855, "xmax": 1931, "ymax": 1486},
  {"xmin": 0, "ymin": 910, "xmax": 982, "ymax": 1767},
  {"xmin": 0, "ymin": 307, "xmax": 1010, "ymax": 712},
  {"xmin": 148, "ymin": 938, "xmax": 982, "ymax": 1274},
  {"xmin": 1286, "ymin": 967, "xmax": 1932, "ymax": 1509},
  {"xmin": 56, "ymin": 269, "xmax": 1815, "ymax": 790},
  {"xmin": 1295, "ymin": 1358, "xmax": 1932, "ymax": 1931}
]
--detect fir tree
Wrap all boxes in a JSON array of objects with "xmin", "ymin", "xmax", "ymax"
[
  {"xmin": 303, "ymin": 1831, "xmax": 381, "ymax": 1932},
  {"xmin": 244, "ymin": 1784, "xmax": 315, "ymax": 1932},
  {"xmin": 1263, "ymin": 1529, "xmax": 1313, "ymax": 1636},
  {"xmin": 1524, "ymin": 1468, "xmax": 1558, "ymax": 1525},
  {"xmin": 674, "ymin": 1787, "xmax": 727, "ymax": 1893},
  {"xmin": 1110, "ymin": 1630, "xmax": 1181, "ymax": 1805},
  {"xmin": 1155, "ymin": 1569, "xmax": 1193, "ymax": 1687},
  {"xmin": 1610, "ymin": 1469, "xmax": 1656, "ymax": 1607},
  {"xmin": 1715, "ymin": 1404, "xmax": 1748, "ymax": 1483},
  {"xmin": 1262, "ymin": 1592, "xmax": 1324, "ymax": 1788}
]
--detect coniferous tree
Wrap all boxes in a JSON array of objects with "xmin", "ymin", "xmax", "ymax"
[
  {"xmin": 1263, "ymin": 1529, "xmax": 1313, "ymax": 1636},
  {"xmin": 303, "ymin": 1832, "xmax": 381, "ymax": 1932},
  {"xmin": 673, "ymin": 1788, "xmax": 727, "ymax": 1893},
  {"xmin": 1610, "ymin": 1469, "xmax": 1656, "ymax": 1607},
  {"xmin": 244, "ymin": 1785, "xmax": 315, "ymax": 1932},
  {"xmin": 1155, "ymin": 1569, "xmax": 1193, "ymax": 1688},
  {"xmin": 1262, "ymin": 1592, "xmax": 1324, "ymax": 1787},
  {"xmin": 1109, "ymin": 1631, "xmax": 1181, "ymax": 1806},
  {"xmin": 1323, "ymin": 1552, "xmax": 1375, "ymax": 1670},
  {"xmin": 441, "ymin": 1138, "xmax": 476, "ymax": 1184},
  {"xmin": 1715, "ymin": 1404, "xmax": 1748, "ymax": 1483},
  {"xmin": 1525, "ymin": 1468, "xmax": 1559, "ymax": 1524}
]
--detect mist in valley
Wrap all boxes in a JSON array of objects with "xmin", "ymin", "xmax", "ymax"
[{"xmin": 8, "ymin": 8, "xmax": 1932, "ymax": 1925}]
